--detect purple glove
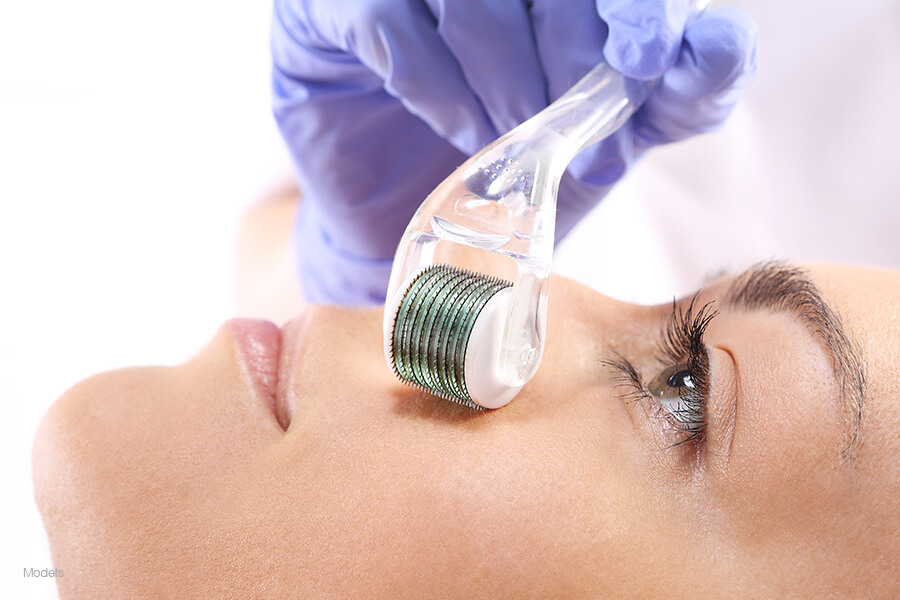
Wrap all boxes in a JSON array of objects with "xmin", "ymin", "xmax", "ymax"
[{"xmin": 272, "ymin": 0, "xmax": 758, "ymax": 305}]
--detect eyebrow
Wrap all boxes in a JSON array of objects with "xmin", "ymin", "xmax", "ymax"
[{"xmin": 723, "ymin": 261, "xmax": 868, "ymax": 461}]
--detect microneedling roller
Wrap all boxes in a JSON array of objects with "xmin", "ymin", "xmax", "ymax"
[{"xmin": 384, "ymin": 1, "xmax": 711, "ymax": 410}]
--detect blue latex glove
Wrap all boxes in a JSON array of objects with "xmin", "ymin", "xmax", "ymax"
[{"xmin": 272, "ymin": 0, "xmax": 758, "ymax": 305}]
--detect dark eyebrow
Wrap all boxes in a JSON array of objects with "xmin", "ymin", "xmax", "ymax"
[{"xmin": 723, "ymin": 261, "xmax": 867, "ymax": 461}]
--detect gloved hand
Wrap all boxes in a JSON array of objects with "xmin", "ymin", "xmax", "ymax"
[{"xmin": 272, "ymin": 0, "xmax": 758, "ymax": 305}]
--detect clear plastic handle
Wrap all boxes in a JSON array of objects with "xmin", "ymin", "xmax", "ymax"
[{"xmin": 384, "ymin": 0, "xmax": 713, "ymax": 406}]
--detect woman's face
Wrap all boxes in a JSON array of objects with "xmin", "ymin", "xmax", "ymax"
[{"xmin": 34, "ymin": 262, "xmax": 899, "ymax": 598}]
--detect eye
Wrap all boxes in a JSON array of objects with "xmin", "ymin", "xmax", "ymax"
[
  {"xmin": 650, "ymin": 363, "xmax": 695, "ymax": 396},
  {"xmin": 602, "ymin": 295, "xmax": 715, "ymax": 447},
  {"xmin": 648, "ymin": 362, "xmax": 704, "ymax": 432}
]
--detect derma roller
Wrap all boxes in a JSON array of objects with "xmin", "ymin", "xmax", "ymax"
[{"xmin": 384, "ymin": 1, "xmax": 712, "ymax": 409}]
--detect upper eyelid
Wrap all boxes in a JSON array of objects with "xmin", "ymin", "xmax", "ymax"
[
  {"xmin": 722, "ymin": 261, "xmax": 866, "ymax": 460},
  {"xmin": 603, "ymin": 296, "xmax": 716, "ymax": 374}
]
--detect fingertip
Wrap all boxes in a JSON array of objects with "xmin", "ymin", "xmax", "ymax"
[
  {"xmin": 632, "ymin": 8, "xmax": 759, "ymax": 146},
  {"xmin": 682, "ymin": 7, "xmax": 759, "ymax": 95},
  {"xmin": 568, "ymin": 135, "xmax": 632, "ymax": 187},
  {"xmin": 599, "ymin": 0, "xmax": 685, "ymax": 80},
  {"xmin": 529, "ymin": 0, "xmax": 609, "ymax": 101}
]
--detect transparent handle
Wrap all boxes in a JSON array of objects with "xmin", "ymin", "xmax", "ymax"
[
  {"xmin": 535, "ymin": 0, "xmax": 713, "ymax": 161},
  {"xmin": 528, "ymin": 69, "xmax": 654, "ymax": 166},
  {"xmin": 466, "ymin": 0, "xmax": 713, "ymax": 388},
  {"xmin": 467, "ymin": 0, "xmax": 713, "ymax": 197}
]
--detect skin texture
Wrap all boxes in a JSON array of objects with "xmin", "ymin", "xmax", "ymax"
[{"xmin": 33, "ymin": 263, "xmax": 900, "ymax": 599}]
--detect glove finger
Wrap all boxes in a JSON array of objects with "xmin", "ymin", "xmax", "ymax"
[
  {"xmin": 274, "ymin": 4, "xmax": 468, "ymax": 302},
  {"xmin": 282, "ymin": 93, "xmax": 466, "ymax": 301},
  {"xmin": 597, "ymin": 0, "xmax": 691, "ymax": 80},
  {"xmin": 303, "ymin": 0, "xmax": 499, "ymax": 153},
  {"xmin": 529, "ymin": 0, "xmax": 609, "ymax": 101},
  {"xmin": 632, "ymin": 7, "xmax": 759, "ymax": 146},
  {"xmin": 422, "ymin": 0, "xmax": 547, "ymax": 136}
]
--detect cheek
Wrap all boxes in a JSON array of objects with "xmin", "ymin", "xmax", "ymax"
[{"xmin": 288, "ymin": 385, "xmax": 707, "ymax": 595}]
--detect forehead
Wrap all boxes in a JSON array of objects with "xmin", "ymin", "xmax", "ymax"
[{"xmin": 806, "ymin": 264, "xmax": 900, "ymax": 370}]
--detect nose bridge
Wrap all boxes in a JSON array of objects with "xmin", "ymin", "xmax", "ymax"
[
  {"xmin": 290, "ymin": 283, "xmax": 655, "ymax": 417},
  {"xmin": 548, "ymin": 277, "xmax": 652, "ymax": 341},
  {"xmin": 538, "ymin": 278, "xmax": 655, "ymax": 385}
]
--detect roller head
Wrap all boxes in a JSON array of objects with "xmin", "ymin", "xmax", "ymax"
[{"xmin": 385, "ymin": 265, "xmax": 522, "ymax": 410}]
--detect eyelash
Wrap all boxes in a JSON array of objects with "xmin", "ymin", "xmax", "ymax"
[{"xmin": 603, "ymin": 296, "xmax": 718, "ymax": 447}]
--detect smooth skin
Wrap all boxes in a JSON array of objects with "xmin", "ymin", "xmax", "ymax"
[{"xmin": 33, "ymin": 259, "xmax": 900, "ymax": 599}]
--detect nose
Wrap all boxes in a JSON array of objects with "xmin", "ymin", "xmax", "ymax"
[
  {"xmin": 504, "ymin": 275, "xmax": 657, "ymax": 412},
  {"xmin": 549, "ymin": 274, "xmax": 654, "ymax": 351},
  {"xmin": 284, "ymin": 277, "xmax": 656, "ymax": 423}
]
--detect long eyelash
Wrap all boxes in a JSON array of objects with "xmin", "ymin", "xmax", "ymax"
[
  {"xmin": 602, "ymin": 294, "xmax": 718, "ymax": 447},
  {"xmin": 659, "ymin": 296, "xmax": 718, "ymax": 446},
  {"xmin": 659, "ymin": 295, "xmax": 718, "ymax": 403},
  {"xmin": 600, "ymin": 351, "xmax": 652, "ymax": 406}
]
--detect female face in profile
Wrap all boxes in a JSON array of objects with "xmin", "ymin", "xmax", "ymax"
[{"xmin": 34, "ymin": 261, "xmax": 900, "ymax": 598}]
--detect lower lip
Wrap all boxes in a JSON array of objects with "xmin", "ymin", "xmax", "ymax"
[{"xmin": 226, "ymin": 318, "xmax": 286, "ymax": 428}]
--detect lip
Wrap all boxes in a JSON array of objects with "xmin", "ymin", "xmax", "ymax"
[{"xmin": 226, "ymin": 318, "xmax": 289, "ymax": 430}]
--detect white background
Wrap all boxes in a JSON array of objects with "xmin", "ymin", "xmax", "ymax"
[
  {"xmin": 2, "ymin": 1, "xmax": 899, "ymax": 598},
  {"xmin": 1, "ymin": 2, "xmax": 289, "ymax": 597}
]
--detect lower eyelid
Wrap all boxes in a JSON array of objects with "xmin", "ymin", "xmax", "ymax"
[{"xmin": 658, "ymin": 395, "xmax": 704, "ymax": 431}]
